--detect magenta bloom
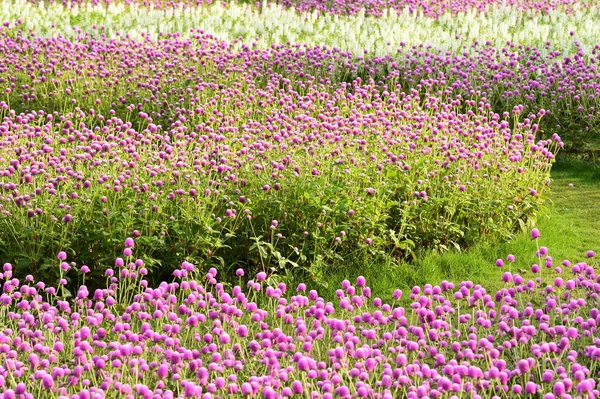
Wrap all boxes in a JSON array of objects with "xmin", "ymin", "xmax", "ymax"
[
  {"xmin": 256, "ymin": 272, "xmax": 267, "ymax": 281},
  {"xmin": 531, "ymin": 228, "xmax": 541, "ymax": 239},
  {"xmin": 291, "ymin": 381, "xmax": 303, "ymax": 395},
  {"xmin": 241, "ymin": 383, "xmax": 252, "ymax": 396},
  {"xmin": 525, "ymin": 382, "xmax": 538, "ymax": 394}
]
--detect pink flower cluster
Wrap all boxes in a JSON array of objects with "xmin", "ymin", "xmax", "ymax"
[
  {"xmin": 0, "ymin": 29, "xmax": 561, "ymax": 283},
  {"xmin": 0, "ymin": 232, "xmax": 598, "ymax": 398}
]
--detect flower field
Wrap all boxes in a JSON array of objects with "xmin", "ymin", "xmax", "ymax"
[
  {"xmin": 0, "ymin": 235, "xmax": 599, "ymax": 399},
  {"xmin": 0, "ymin": 0, "xmax": 598, "ymax": 397}
]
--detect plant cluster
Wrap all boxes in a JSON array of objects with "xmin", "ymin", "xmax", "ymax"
[
  {"xmin": 2, "ymin": 0, "xmax": 600, "ymax": 55},
  {"xmin": 0, "ymin": 232, "xmax": 598, "ymax": 399},
  {"xmin": 0, "ymin": 30, "xmax": 561, "ymax": 290}
]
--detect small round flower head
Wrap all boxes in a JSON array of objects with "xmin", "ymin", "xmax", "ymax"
[
  {"xmin": 365, "ymin": 238, "xmax": 373, "ymax": 245},
  {"xmin": 531, "ymin": 228, "xmax": 541, "ymax": 239},
  {"xmin": 507, "ymin": 254, "xmax": 516, "ymax": 262},
  {"xmin": 495, "ymin": 259, "xmax": 504, "ymax": 267},
  {"xmin": 241, "ymin": 383, "xmax": 252, "ymax": 396},
  {"xmin": 525, "ymin": 382, "xmax": 538, "ymax": 394},
  {"xmin": 587, "ymin": 250, "xmax": 595, "ymax": 258},
  {"xmin": 125, "ymin": 237, "xmax": 135, "ymax": 248},
  {"xmin": 236, "ymin": 269, "xmax": 245, "ymax": 277},
  {"xmin": 291, "ymin": 381, "xmax": 303, "ymax": 395},
  {"xmin": 356, "ymin": 276, "xmax": 366, "ymax": 287},
  {"xmin": 57, "ymin": 251, "xmax": 67, "ymax": 260},
  {"xmin": 256, "ymin": 272, "xmax": 267, "ymax": 281},
  {"xmin": 553, "ymin": 382, "xmax": 566, "ymax": 396},
  {"xmin": 263, "ymin": 386, "xmax": 276, "ymax": 399}
]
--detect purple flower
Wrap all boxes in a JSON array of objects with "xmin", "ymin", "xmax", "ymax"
[
  {"xmin": 525, "ymin": 382, "xmax": 537, "ymax": 394},
  {"xmin": 241, "ymin": 383, "xmax": 252, "ymax": 396},
  {"xmin": 356, "ymin": 276, "xmax": 366, "ymax": 287},
  {"xmin": 263, "ymin": 387, "xmax": 277, "ymax": 399},
  {"xmin": 531, "ymin": 228, "xmax": 541, "ymax": 239},
  {"xmin": 42, "ymin": 375, "xmax": 54, "ymax": 389},
  {"xmin": 157, "ymin": 364, "xmax": 169, "ymax": 379},
  {"xmin": 291, "ymin": 381, "xmax": 303, "ymax": 395}
]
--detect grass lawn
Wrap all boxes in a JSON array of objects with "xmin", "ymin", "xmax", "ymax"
[{"xmin": 318, "ymin": 157, "xmax": 600, "ymax": 302}]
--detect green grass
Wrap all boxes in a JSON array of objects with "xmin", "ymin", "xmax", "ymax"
[{"xmin": 316, "ymin": 158, "xmax": 600, "ymax": 301}]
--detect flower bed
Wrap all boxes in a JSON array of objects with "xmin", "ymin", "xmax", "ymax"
[
  {"xmin": 0, "ymin": 231, "xmax": 598, "ymax": 398},
  {"xmin": 0, "ymin": 29, "xmax": 561, "ymax": 288}
]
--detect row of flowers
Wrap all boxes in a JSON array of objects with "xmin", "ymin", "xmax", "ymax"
[
  {"xmin": 2, "ymin": 0, "xmax": 600, "ymax": 55},
  {"xmin": 0, "ymin": 230, "xmax": 598, "ymax": 398}
]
